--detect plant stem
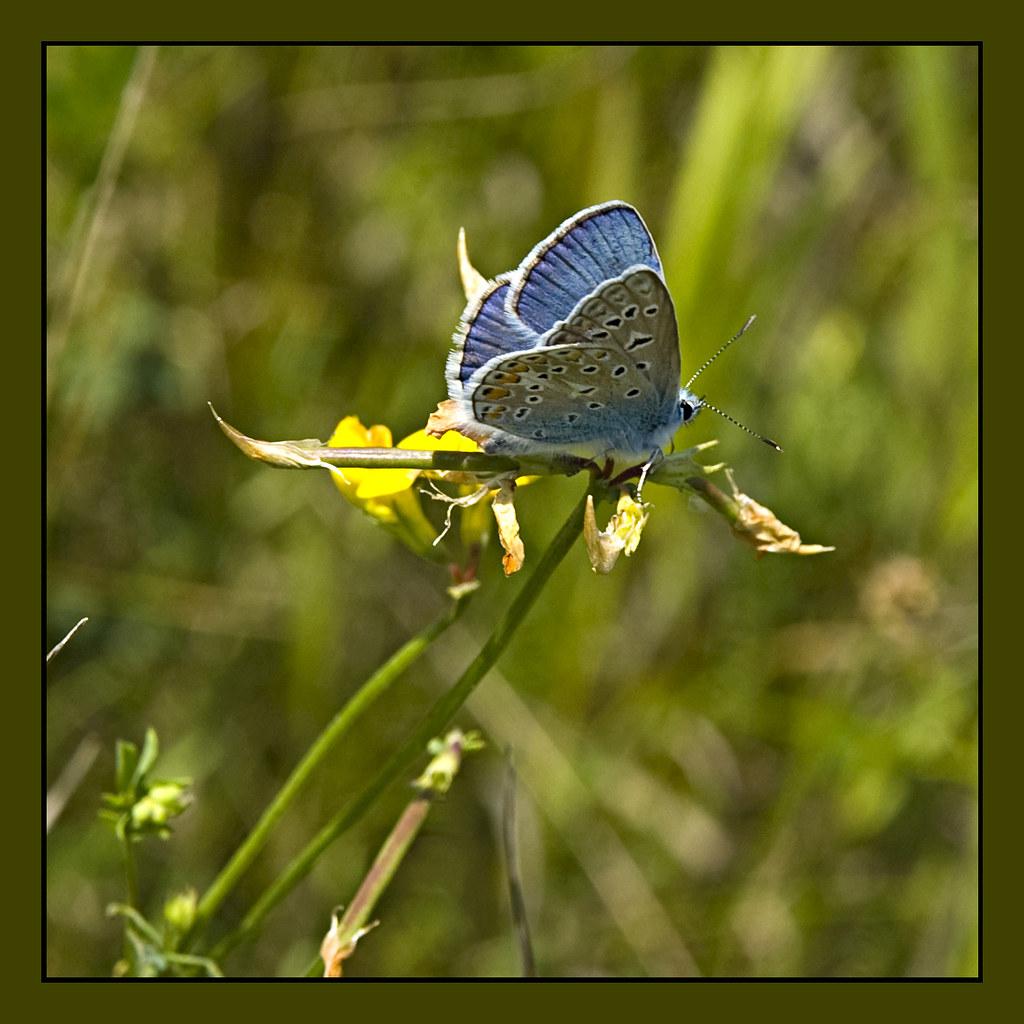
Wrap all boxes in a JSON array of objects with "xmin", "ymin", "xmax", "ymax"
[
  {"xmin": 121, "ymin": 836, "xmax": 140, "ymax": 909},
  {"xmin": 309, "ymin": 729, "xmax": 479, "ymax": 977},
  {"xmin": 210, "ymin": 404, "xmax": 588, "ymax": 477},
  {"xmin": 119, "ymin": 836, "xmax": 141, "ymax": 968},
  {"xmin": 683, "ymin": 475, "xmax": 742, "ymax": 524},
  {"xmin": 209, "ymin": 486, "xmax": 590, "ymax": 962},
  {"xmin": 313, "ymin": 799, "xmax": 430, "ymax": 978},
  {"xmin": 189, "ymin": 595, "xmax": 469, "ymax": 943}
]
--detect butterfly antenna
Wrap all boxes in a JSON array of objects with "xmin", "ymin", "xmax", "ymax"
[
  {"xmin": 684, "ymin": 314, "xmax": 758, "ymax": 390},
  {"xmin": 700, "ymin": 399, "xmax": 783, "ymax": 451}
]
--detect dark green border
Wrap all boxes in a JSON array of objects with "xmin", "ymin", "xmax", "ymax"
[{"xmin": 27, "ymin": 6, "xmax": 996, "ymax": 1015}]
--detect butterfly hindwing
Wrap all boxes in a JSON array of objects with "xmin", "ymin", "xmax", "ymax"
[
  {"xmin": 469, "ymin": 345, "xmax": 663, "ymax": 448},
  {"xmin": 542, "ymin": 268, "xmax": 681, "ymax": 407},
  {"xmin": 508, "ymin": 202, "xmax": 662, "ymax": 334}
]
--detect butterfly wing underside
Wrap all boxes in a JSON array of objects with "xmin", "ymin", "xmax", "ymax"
[
  {"xmin": 447, "ymin": 276, "xmax": 541, "ymax": 393},
  {"xmin": 468, "ymin": 268, "xmax": 681, "ymax": 452}
]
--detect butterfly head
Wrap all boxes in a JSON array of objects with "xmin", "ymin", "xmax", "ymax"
[{"xmin": 678, "ymin": 387, "xmax": 703, "ymax": 427}]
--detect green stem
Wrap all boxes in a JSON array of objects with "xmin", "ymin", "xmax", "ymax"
[
  {"xmin": 118, "ymin": 837, "xmax": 140, "ymax": 969},
  {"xmin": 121, "ymin": 835, "xmax": 140, "ymax": 909},
  {"xmin": 210, "ymin": 404, "xmax": 587, "ymax": 477},
  {"xmin": 188, "ymin": 595, "xmax": 468, "ymax": 943},
  {"xmin": 319, "ymin": 448, "xmax": 521, "ymax": 473},
  {"xmin": 210, "ymin": 486, "xmax": 590, "ymax": 963}
]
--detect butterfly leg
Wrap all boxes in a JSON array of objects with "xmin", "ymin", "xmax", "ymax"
[{"xmin": 636, "ymin": 448, "xmax": 664, "ymax": 499}]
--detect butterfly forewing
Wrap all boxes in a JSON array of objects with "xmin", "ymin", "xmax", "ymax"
[
  {"xmin": 449, "ymin": 276, "xmax": 541, "ymax": 389},
  {"xmin": 509, "ymin": 202, "xmax": 662, "ymax": 333}
]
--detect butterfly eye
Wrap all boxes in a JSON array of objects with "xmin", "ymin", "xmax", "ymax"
[{"xmin": 680, "ymin": 400, "xmax": 697, "ymax": 422}]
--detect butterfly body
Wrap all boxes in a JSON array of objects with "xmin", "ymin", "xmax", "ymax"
[{"xmin": 432, "ymin": 202, "xmax": 703, "ymax": 463}]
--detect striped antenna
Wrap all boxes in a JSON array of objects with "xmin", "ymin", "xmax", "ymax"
[
  {"xmin": 684, "ymin": 314, "xmax": 758, "ymax": 389},
  {"xmin": 700, "ymin": 399, "xmax": 782, "ymax": 451}
]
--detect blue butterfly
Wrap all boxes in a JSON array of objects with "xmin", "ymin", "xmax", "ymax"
[{"xmin": 431, "ymin": 201, "xmax": 759, "ymax": 464}]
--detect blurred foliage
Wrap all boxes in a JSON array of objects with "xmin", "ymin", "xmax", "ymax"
[{"xmin": 46, "ymin": 44, "xmax": 977, "ymax": 978}]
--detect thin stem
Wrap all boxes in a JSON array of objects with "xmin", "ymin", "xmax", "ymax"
[
  {"xmin": 210, "ymin": 404, "xmax": 588, "ymax": 477},
  {"xmin": 683, "ymin": 476, "xmax": 742, "ymax": 525},
  {"xmin": 312, "ymin": 798, "xmax": 430, "ymax": 977},
  {"xmin": 118, "ymin": 831, "xmax": 141, "ymax": 966},
  {"xmin": 342, "ymin": 799, "xmax": 430, "ymax": 938},
  {"xmin": 121, "ymin": 836, "xmax": 140, "ymax": 911},
  {"xmin": 319, "ymin": 448, "xmax": 521, "ymax": 473},
  {"xmin": 209, "ymin": 486, "xmax": 590, "ymax": 962},
  {"xmin": 189, "ymin": 595, "xmax": 468, "ymax": 942}
]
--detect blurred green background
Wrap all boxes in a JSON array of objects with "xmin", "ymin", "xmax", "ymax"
[{"xmin": 46, "ymin": 44, "xmax": 978, "ymax": 978}]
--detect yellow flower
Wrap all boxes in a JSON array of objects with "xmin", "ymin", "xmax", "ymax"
[{"xmin": 327, "ymin": 416, "xmax": 486, "ymax": 562}]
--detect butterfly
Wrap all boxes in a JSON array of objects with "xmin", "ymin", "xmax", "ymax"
[{"xmin": 428, "ymin": 201, "xmax": 773, "ymax": 464}]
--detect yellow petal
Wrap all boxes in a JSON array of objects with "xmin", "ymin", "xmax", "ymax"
[
  {"xmin": 328, "ymin": 416, "xmax": 393, "ymax": 450},
  {"xmin": 399, "ymin": 427, "xmax": 481, "ymax": 454},
  {"xmin": 352, "ymin": 469, "xmax": 419, "ymax": 500},
  {"xmin": 327, "ymin": 416, "xmax": 416, "ymax": 500}
]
